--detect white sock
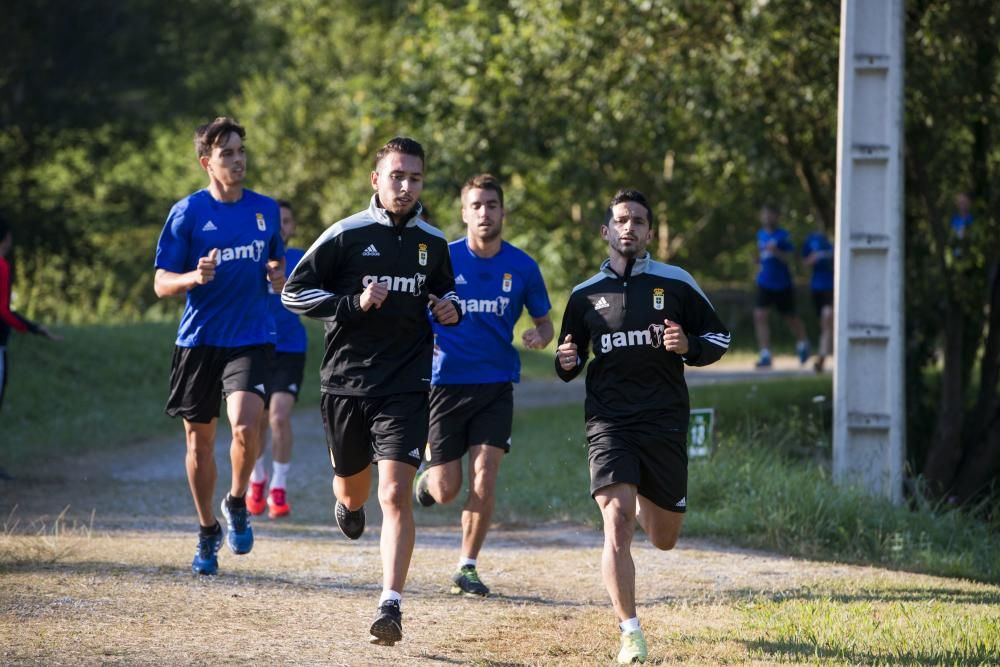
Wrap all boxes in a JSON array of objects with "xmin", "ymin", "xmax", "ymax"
[
  {"xmin": 620, "ymin": 617, "xmax": 640, "ymax": 634},
  {"xmin": 271, "ymin": 461, "xmax": 290, "ymax": 490},
  {"xmin": 250, "ymin": 459, "xmax": 267, "ymax": 483},
  {"xmin": 379, "ymin": 589, "xmax": 402, "ymax": 606},
  {"xmin": 458, "ymin": 557, "xmax": 477, "ymax": 569}
]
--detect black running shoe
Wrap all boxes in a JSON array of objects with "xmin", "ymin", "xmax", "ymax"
[
  {"xmin": 369, "ymin": 599, "xmax": 403, "ymax": 645},
  {"xmin": 451, "ymin": 565, "xmax": 490, "ymax": 597},
  {"xmin": 413, "ymin": 468, "xmax": 436, "ymax": 508},
  {"xmin": 334, "ymin": 500, "xmax": 365, "ymax": 540}
]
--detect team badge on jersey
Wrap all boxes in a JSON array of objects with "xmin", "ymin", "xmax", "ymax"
[
  {"xmin": 256, "ymin": 212, "xmax": 266, "ymax": 231},
  {"xmin": 653, "ymin": 287, "xmax": 665, "ymax": 310},
  {"xmin": 418, "ymin": 243, "xmax": 428, "ymax": 266},
  {"xmin": 502, "ymin": 272, "xmax": 512, "ymax": 293}
]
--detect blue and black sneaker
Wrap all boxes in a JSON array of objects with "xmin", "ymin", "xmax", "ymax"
[
  {"xmin": 191, "ymin": 523, "xmax": 223, "ymax": 575},
  {"xmin": 220, "ymin": 495, "xmax": 254, "ymax": 555}
]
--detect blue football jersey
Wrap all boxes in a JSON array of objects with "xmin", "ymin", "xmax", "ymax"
[
  {"xmin": 801, "ymin": 232, "xmax": 834, "ymax": 291},
  {"xmin": 432, "ymin": 239, "xmax": 551, "ymax": 384},
  {"xmin": 268, "ymin": 247, "xmax": 307, "ymax": 353},
  {"xmin": 756, "ymin": 227, "xmax": 794, "ymax": 290},
  {"xmin": 154, "ymin": 189, "xmax": 284, "ymax": 348}
]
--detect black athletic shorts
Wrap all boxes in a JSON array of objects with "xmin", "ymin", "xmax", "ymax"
[
  {"xmin": 320, "ymin": 391, "xmax": 428, "ymax": 478},
  {"xmin": 165, "ymin": 344, "xmax": 272, "ymax": 424},
  {"xmin": 586, "ymin": 415, "xmax": 688, "ymax": 513},
  {"xmin": 426, "ymin": 383, "xmax": 513, "ymax": 466},
  {"xmin": 266, "ymin": 351, "xmax": 306, "ymax": 404},
  {"xmin": 811, "ymin": 289, "xmax": 833, "ymax": 317},
  {"xmin": 756, "ymin": 286, "xmax": 797, "ymax": 315}
]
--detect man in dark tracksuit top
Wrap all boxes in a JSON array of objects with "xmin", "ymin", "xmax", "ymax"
[
  {"xmin": 281, "ymin": 137, "xmax": 461, "ymax": 646},
  {"xmin": 555, "ymin": 189, "xmax": 730, "ymax": 665}
]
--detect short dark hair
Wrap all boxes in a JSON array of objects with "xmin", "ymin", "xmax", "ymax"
[
  {"xmin": 760, "ymin": 203, "xmax": 780, "ymax": 214},
  {"xmin": 461, "ymin": 173, "xmax": 504, "ymax": 207},
  {"xmin": 194, "ymin": 117, "xmax": 246, "ymax": 158},
  {"xmin": 374, "ymin": 136, "xmax": 425, "ymax": 170},
  {"xmin": 606, "ymin": 189, "xmax": 653, "ymax": 223},
  {"xmin": 277, "ymin": 199, "xmax": 293, "ymax": 211}
]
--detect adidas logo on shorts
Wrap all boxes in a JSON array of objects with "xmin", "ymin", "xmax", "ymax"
[
  {"xmin": 408, "ymin": 448, "xmax": 421, "ymax": 459},
  {"xmin": 675, "ymin": 496, "xmax": 687, "ymax": 508},
  {"xmin": 362, "ymin": 244, "xmax": 380, "ymax": 257}
]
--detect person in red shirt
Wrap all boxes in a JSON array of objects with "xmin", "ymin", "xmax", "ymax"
[
  {"xmin": 0, "ymin": 217, "xmax": 59, "ymax": 414},
  {"xmin": 0, "ymin": 216, "xmax": 59, "ymax": 479}
]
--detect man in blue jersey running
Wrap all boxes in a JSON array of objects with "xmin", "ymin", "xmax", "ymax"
[
  {"xmin": 153, "ymin": 117, "xmax": 285, "ymax": 575},
  {"xmin": 248, "ymin": 200, "xmax": 306, "ymax": 518},
  {"xmin": 801, "ymin": 222, "xmax": 834, "ymax": 373},
  {"xmin": 752, "ymin": 204, "xmax": 809, "ymax": 368},
  {"xmin": 414, "ymin": 173, "xmax": 553, "ymax": 597}
]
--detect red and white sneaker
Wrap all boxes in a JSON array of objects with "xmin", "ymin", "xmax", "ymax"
[
  {"xmin": 247, "ymin": 480, "xmax": 267, "ymax": 516},
  {"xmin": 267, "ymin": 487, "xmax": 291, "ymax": 518}
]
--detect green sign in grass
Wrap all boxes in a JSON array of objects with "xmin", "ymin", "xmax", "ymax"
[{"xmin": 688, "ymin": 408, "xmax": 714, "ymax": 458}]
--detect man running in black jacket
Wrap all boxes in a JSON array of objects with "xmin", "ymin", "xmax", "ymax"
[
  {"xmin": 282, "ymin": 137, "xmax": 460, "ymax": 646},
  {"xmin": 555, "ymin": 189, "xmax": 730, "ymax": 664}
]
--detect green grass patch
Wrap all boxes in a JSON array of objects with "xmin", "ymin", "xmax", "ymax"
[
  {"xmin": 735, "ymin": 580, "xmax": 999, "ymax": 664},
  {"xmin": 3, "ymin": 320, "xmax": 328, "ymax": 470}
]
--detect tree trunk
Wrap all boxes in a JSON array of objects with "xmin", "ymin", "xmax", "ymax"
[
  {"xmin": 949, "ymin": 409, "xmax": 1000, "ymax": 504},
  {"xmin": 950, "ymin": 262, "xmax": 1000, "ymax": 502},
  {"xmin": 922, "ymin": 307, "xmax": 966, "ymax": 495}
]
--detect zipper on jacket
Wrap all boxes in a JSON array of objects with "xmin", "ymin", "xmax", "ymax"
[{"xmin": 622, "ymin": 257, "xmax": 636, "ymax": 313}]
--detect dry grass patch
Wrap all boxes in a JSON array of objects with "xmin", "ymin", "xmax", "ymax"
[{"xmin": 3, "ymin": 528, "xmax": 995, "ymax": 665}]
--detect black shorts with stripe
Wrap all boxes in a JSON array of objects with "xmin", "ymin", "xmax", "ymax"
[
  {"xmin": 165, "ymin": 344, "xmax": 272, "ymax": 424},
  {"xmin": 586, "ymin": 414, "xmax": 688, "ymax": 513},
  {"xmin": 426, "ymin": 382, "xmax": 513, "ymax": 466},
  {"xmin": 320, "ymin": 391, "xmax": 428, "ymax": 478},
  {"xmin": 266, "ymin": 351, "xmax": 306, "ymax": 404}
]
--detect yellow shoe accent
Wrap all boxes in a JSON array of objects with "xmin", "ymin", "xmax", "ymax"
[{"xmin": 617, "ymin": 629, "xmax": 648, "ymax": 664}]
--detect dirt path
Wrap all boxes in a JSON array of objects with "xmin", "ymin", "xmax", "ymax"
[{"xmin": 11, "ymin": 356, "xmax": 980, "ymax": 665}]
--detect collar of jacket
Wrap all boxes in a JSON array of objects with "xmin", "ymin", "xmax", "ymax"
[
  {"xmin": 368, "ymin": 195, "xmax": 424, "ymax": 228},
  {"xmin": 600, "ymin": 252, "xmax": 651, "ymax": 279}
]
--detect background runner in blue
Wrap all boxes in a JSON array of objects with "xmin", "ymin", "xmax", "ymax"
[
  {"xmin": 756, "ymin": 226, "xmax": 795, "ymax": 290},
  {"xmin": 269, "ymin": 247, "xmax": 307, "ymax": 353},
  {"xmin": 433, "ymin": 238, "xmax": 551, "ymax": 385},
  {"xmin": 801, "ymin": 231, "xmax": 834, "ymax": 291},
  {"xmin": 155, "ymin": 189, "xmax": 283, "ymax": 348}
]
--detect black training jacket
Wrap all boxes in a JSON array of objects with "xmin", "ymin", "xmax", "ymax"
[
  {"xmin": 282, "ymin": 196, "xmax": 460, "ymax": 397},
  {"xmin": 555, "ymin": 253, "xmax": 730, "ymax": 427}
]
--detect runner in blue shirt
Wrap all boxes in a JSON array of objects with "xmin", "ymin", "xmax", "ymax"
[
  {"xmin": 752, "ymin": 204, "xmax": 809, "ymax": 368},
  {"xmin": 802, "ymin": 224, "xmax": 834, "ymax": 373},
  {"xmin": 248, "ymin": 200, "xmax": 307, "ymax": 519},
  {"xmin": 414, "ymin": 174, "xmax": 553, "ymax": 597},
  {"xmin": 153, "ymin": 117, "xmax": 285, "ymax": 576}
]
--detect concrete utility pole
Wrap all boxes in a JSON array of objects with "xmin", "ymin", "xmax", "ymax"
[{"xmin": 833, "ymin": 0, "xmax": 906, "ymax": 504}]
